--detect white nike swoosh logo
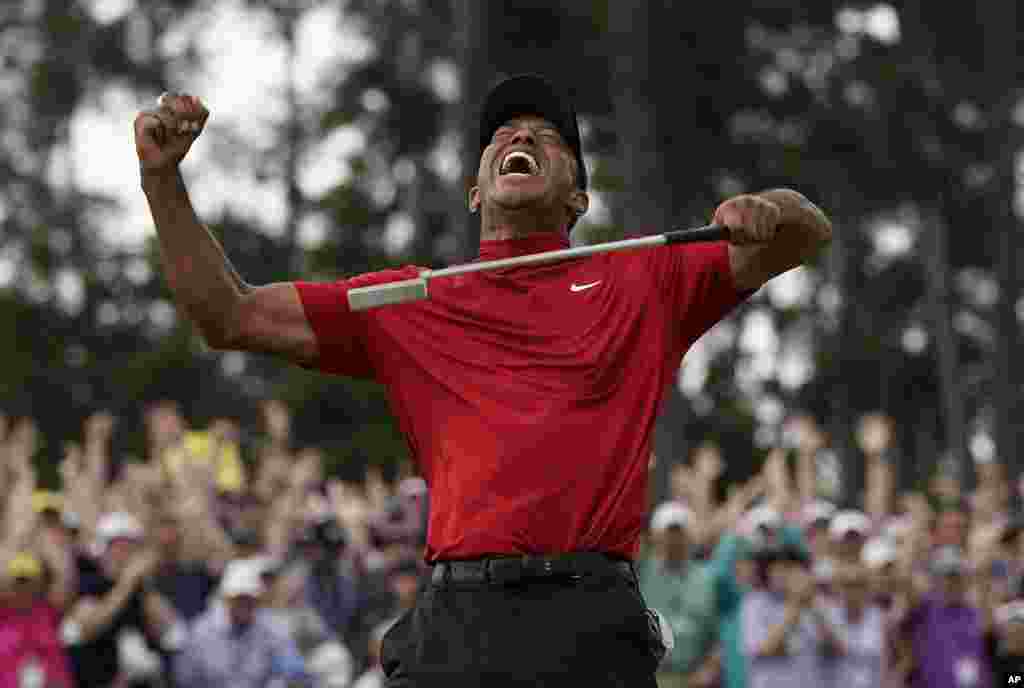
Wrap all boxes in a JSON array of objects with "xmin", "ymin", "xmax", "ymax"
[{"xmin": 570, "ymin": 280, "xmax": 602, "ymax": 292}]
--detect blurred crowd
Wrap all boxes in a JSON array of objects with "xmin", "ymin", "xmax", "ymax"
[
  {"xmin": 640, "ymin": 412, "xmax": 1024, "ymax": 688},
  {"xmin": 2, "ymin": 403, "xmax": 1023, "ymax": 687},
  {"xmin": 0, "ymin": 399, "xmax": 426, "ymax": 688}
]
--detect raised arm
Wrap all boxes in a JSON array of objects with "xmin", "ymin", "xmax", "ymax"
[
  {"xmin": 134, "ymin": 94, "xmax": 317, "ymax": 365},
  {"xmin": 715, "ymin": 188, "xmax": 832, "ymax": 291}
]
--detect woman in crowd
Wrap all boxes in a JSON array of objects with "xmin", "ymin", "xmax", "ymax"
[{"xmin": 741, "ymin": 541, "xmax": 841, "ymax": 688}]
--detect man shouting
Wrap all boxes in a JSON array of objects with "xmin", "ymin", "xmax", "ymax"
[{"xmin": 134, "ymin": 74, "xmax": 831, "ymax": 687}]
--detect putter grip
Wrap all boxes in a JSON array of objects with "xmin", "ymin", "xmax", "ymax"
[
  {"xmin": 347, "ymin": 278, "xmax": 429, "ymax": 311},
  {"xmin": 663, "ymin": 224, "xmax": 729, "ymax": 244}
]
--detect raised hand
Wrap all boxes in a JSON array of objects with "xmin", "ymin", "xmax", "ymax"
[
  {"xmin": 85, "ymin": 411, "xmax": 116, "ymax": 445},
  {"xmin": 134, "ymin": 93, "xmax": 209, "ymax": 174},
  {"xmin": 856, "ymin": 412, "xmax": 893, "ymax": 457}
]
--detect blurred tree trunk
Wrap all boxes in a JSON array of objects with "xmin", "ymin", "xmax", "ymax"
[
  {"xmin": 978, "ymin": 0, "xmax": 1022, "ymax": 484},
  {"xmin": 901, "ymin": 0, "xmax": 970, "ymax": 486},
  {"xmin": 610, "ymin": 0, "xmax": 688, "ymax": 505},
  {"xmin": 455, "ymin": 0, "xmax": 490, "ymax": 261},
  {"xmin": 923, "ymin": 207, "xmax": 968, "ymax": 482}
]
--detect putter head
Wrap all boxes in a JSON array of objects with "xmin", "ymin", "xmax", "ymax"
[{"xmin": 347, "ymin": 277, "xmax": 429, "ymax": 311}]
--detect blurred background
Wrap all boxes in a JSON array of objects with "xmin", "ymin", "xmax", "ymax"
[{"xmin": 2, "ymin": 0, "xmax": 1022, "ymax": 505}]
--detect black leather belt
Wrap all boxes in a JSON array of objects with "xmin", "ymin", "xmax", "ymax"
[{"xmin": 431, "ymin": 552, "xmax": 635, "ymax": 586}]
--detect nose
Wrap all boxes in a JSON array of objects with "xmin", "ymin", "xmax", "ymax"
[{"xmin": 509, "ymin": 127, "xmax": 536, "ymax": 146}]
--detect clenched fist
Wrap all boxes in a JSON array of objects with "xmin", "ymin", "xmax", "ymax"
[
  {"xmin": 134, "ymin": 92, "xmax": 209, "ymax": 174},
  {"xmin": 713, "ymin": 194, "xmax": 782, "ymax": 245}
]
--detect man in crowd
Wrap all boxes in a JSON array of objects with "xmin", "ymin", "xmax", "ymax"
[
  {"xmin": 830, "ymin": 510, "xmax": 872, "ymax": 565},
  {"xmin": 824, "ymin": 561, "xmax": 887, "ymax": 688},
  {"xmin": 151, "ymin": 511, "xmax": 222, "ymax": 624},
  {"xmin": 175, "ymin": 558, "xmax": 308, "ymax": 687},
  {"xmin": 901, "ymin": 544, "xmax": 992, "ymax": 688},
  {"xmin": 62, "ymin": 512, "xmax": 184, "ymax": 688},
  {"xmin": 296, "ymin": 516, "xmax": 363, "ymax": 645},
  {"xmin": 638, "ymin": 501, "xmax": 718, "ymax": 688}
]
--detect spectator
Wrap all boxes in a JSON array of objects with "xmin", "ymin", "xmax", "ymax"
[
  {"xmin": 296, "ymin": 516, "xmax": 363, "ymax": 643},
  {"xmin": 175, "ymin": 558, "xmax": 308, "ymax": 688},
  {"xmin": 829, "ymin": 510, "xmax": 872, "ymax": 564},
  {"xmin": 150, "ymin": 512, "xmax": 222, "ymax": 623},
  {"xmin": 824, "ymin": 561, "xmax": 887, "ymax": 688},
  {"xmin": 802, "ymin": 500, "xmax": 837, "ymax": 561},
  {"xmin": 710, "ymin": 463, "xmax": 806, "ymax": 688},
  {"xmin": 62, "ymin": 512, "xmax": 184, "ymax": 688},
  {"xmin": 0, "ymin": 552, "xmax": 76, "ymax": 688},
  {"xmin": 260, "ymin": 556, "xmax": 354, "ymax": 687},
  {"xmin": 637, "ymin": 501, "xmax": 717, "ymax": 688},
  {"xmin": 742, "ymin": 541, "xmax": 840, "ymax": 688},
  {"xmin": 989, "ymin": 589, "xmax": 1024, "ymax": 685},
  {"xmin": 901, "ymin": 544, "xmax": 992, "ymax": 688},
  {"xmin": 862, "ymin": 536, "xmax": 902, "ymax": 611}
]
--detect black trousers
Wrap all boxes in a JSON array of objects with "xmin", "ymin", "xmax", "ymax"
[{"xmin": 381, "ymin": 562, "xmax": 662, "ymax": 687}]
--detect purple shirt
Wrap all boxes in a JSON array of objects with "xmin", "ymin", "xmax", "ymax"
[
  {"xmin": 905, "ymin": 594, "xmax": 991, "ymax": 688},
  {"xmin": 824, "ymin": 603, "xmax": 886, "ymax": 688},
  {"xmin": 742, "ymin": 591, "xmax": 827, "ymax": 688}
]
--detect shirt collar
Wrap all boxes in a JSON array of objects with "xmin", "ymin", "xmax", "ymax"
[{"xmin": 477, "ymin": 232, "xmax": 569, "ymax": 261}]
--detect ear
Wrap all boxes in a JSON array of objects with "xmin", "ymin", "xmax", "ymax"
[
  {"xmin": 567, "ymin": 190, "xmax": 589, "ymax": 218},
  {"xmin": 469, "ymin": 186, "xmax": 480, "ymax": 213}
]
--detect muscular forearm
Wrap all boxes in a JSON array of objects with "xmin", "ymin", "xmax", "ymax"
[{"xmin": 141, "ymin": 169, "xmax": 250, "ymax": 347}]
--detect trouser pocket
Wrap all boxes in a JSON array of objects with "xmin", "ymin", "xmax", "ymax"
[{"xmin": 645, "ymin": 607, "xmax": 674, "ymax": 668}]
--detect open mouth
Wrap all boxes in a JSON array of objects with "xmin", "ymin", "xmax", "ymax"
[{"xmin": 499, "ymin": 151, "xmax": 540, "ymax": 177}]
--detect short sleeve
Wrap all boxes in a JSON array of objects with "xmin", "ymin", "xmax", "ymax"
[
  {"xmin": 293, "ymin": 266, "xmax": 422, "ymax": 380},
  {"xmin": 646, "ymin": 241, "xmax": 755, "ymax": 360}
]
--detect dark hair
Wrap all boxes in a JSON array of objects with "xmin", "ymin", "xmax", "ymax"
[{"xmin": 752, "ymin": 543, "xmax": 809, "ymax": 587}]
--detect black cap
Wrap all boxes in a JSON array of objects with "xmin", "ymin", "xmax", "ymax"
[{"xmin": 479, "ymin": 74, "xmax": 587, "ymax": 191}]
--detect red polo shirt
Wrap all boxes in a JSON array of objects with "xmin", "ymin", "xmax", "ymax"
[{"xmin": 295, "ymin": 233, "xmax": 752, "ymax": 561}]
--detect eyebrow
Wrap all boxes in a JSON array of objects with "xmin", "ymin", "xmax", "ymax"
[{"xmin": 495, "ymin": 122, "xmax": 560, "ymax": 134}]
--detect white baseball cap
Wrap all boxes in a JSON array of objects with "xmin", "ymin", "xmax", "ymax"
[
  {"xmin": 219, "ymin": 559, "xmax": 266, "ymax": 598},
  {"xmin": 745, "ymin": 505, "xmax": 782, "ymax": 534},
  {"xmin": 650, "ymin": 501, "xmax": 692, "ymax": 533},
  {"xmin": 802, "ymin": 500, "xmax": 837, "ymax": 528},
  {"xmin": 829, "ymin": 510, "xmax": 872, "ymax": 540},
  {"xmin": 96, "ymin": 512, "xmax": 144, "ymax": 542},
  {"xmin": 861, "ymin": 536, "xmax": 898, "ymax": 570}
]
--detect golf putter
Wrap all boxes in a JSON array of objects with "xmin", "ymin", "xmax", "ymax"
[{"xmin": 347, "ymin": 223, "xmax": 729, "ymax": 311}]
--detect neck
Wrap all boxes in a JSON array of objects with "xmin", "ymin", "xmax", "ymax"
[{"xmin": 479, "ymin": 206, "xmax": 569, "ymax": 242}]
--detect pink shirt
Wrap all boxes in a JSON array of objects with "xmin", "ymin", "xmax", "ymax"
[{"xmin": 0, "ymin": 601, "xmax": 75, "ymax": 688}]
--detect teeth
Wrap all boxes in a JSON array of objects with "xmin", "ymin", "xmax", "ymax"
[{"xmin": 500, "ymin": 151, "xmax": 539, "ymax": 175}]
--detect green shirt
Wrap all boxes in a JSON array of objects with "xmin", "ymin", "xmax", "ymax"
[{"xmin": 638, "ymin": 555, "xmax": 717, "ymax": 674}]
